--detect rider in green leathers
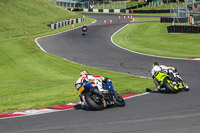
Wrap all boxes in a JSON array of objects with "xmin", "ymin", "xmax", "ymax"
[{"xmin": 151, "ymin": 62, "xmax": 189, "ymax": 91}]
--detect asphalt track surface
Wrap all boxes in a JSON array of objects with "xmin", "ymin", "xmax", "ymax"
[{"xmin": 1, "ymin": 14, "xmax": 200, "ymax": 133}]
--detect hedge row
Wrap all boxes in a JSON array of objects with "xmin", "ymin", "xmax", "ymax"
[
  {"xmin": 167, "ymin": 25, "xmax": 200, "ymax": 33},
  {"xmin": 160, "ymin": 17, "xmax": 188, "ymax": 23},
  {"xmin": 132, "ymin": 9, "xmax": 170, "ymax": 13}
]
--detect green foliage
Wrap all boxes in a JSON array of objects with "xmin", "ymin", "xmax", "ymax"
[
  {"xmin": 134, "ymin": 2, "xmax": 185, "ymax": 10},
  {"xmin": 126, "ymin": 1, "xmax": 147, "ymax": 9}
]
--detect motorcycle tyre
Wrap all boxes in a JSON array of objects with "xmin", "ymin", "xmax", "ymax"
[
  {"xmin": 114, "ymin": 93, "xmax": 125, "ymax": 107},
  {"xmin": 85, "ymin": 91, "xmax": 104, "ymax": 110},
  {"xmin": 163, "ymin": 78, "xmax": 178, "ymax": 94}
]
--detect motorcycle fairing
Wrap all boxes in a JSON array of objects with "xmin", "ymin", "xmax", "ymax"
[{"xmin": 154, "ymin": 71, "xmax": 166, "ymax": 82}]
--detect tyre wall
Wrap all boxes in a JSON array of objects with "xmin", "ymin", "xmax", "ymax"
[
  {"xmin": 47, "ymin": 17, "xmax": 85, "ymax": 30},
  {"xmin": 167, "ymin": 25, "xmax": 200, "ymax": 33},
  {"xmin": 160, "ymin": 17, "xmax": 188, "ymax": 23},
  {"xmin": 132, "ymin": 9, "xmax": 170, "ymax": 13}
]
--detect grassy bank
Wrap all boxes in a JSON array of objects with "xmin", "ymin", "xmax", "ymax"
[
  {"xmin": 0, "ymin": 0, "xmax": 154, "ymax": 113},
  {"xmin": 113, "ymin": 17, "xmax": 200, "ymax": 58}
]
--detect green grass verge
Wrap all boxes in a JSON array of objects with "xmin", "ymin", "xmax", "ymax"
[
  {"xmin": 0, "ymin": 0, "xmax": 155, "ymax": 113},
  {"xmin": 113, "ymin": 17, "xmax": 200, "ymax": 58}
]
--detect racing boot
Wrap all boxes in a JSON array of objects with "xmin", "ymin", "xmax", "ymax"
[
  {"xmin": 153, "ymin": 77, "xmax": 161, "ymax": 90},
  {"xmin": 156, "ymin": 84, "xmax": 161, "ymax": 90},
  {"xmin": 79, "ymin": 95, "xmax": 89, "ymax": 107},
  {"xmin": 81, "ymin": 101, "xmax": 89, "ymax": 107}
]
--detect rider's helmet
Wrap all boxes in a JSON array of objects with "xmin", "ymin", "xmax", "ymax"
[
  {"xmin": 80, "ymin": 70, "xmax": 89, "ymax": 76},
  {"xmin": 153, "ymin": 62, "xmax": 160, "ymax": 66},
  {"xmin": 82, "ymin": 25, "xmax": 87, "ymax": 31},
  {"xmin": 151, "ymin": 62, "xmax": 161, "ymax": 76}
]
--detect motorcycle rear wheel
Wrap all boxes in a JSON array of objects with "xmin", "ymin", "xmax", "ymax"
[
  {"xmin": 85, "ymin": 91, "xmax": 105, "ymax": 110},
  {"xmin": 82, "ymin": 32, "xmax": 87, "ymax": 35}
]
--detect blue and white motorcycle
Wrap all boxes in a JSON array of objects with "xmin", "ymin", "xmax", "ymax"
[{"xmin": 76, "ymin": 79, "xmax": 125, "ymax": 110}]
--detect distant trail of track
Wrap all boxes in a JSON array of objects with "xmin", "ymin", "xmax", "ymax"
[{"xmin": 1, "ymin": 13, "xmax": 200, "ymax": 133}]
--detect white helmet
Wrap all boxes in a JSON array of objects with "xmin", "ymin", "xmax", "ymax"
[{"xmin": 151, "ymin": 66, "xmax": 162, "ymax": 76}]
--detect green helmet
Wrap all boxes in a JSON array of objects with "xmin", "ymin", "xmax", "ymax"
[{"xmin": 80, "ymin": 70, "xmax": 89, "ymax": 76}]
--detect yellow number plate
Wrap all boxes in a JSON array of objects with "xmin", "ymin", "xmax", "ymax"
[{"xmin": 77, "ymin": 86, "xmax": 85, "ymax": 95}]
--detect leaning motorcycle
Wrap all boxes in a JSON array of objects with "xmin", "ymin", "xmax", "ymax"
[
  {"xmin": 82, "ymin": 26, "xmax": 87, "ymax": 35},
  {"xmin": 76, "ymin": 80, "xmax": 125, "ymax": 110},
  {"xmin": 153, "ymin": 70, "xmax": 189, "ymax": 93}
]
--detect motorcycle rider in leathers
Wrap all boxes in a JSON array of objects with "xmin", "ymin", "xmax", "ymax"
[
  {"xmin": 75, "ymin": 70, "xmax": 110, "ymax": 107},
  {"xmin": 151, "ymin": 62, "xmax": 189, "ymax": 91}
]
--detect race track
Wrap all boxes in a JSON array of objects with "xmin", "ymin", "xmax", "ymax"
[{"xmin": 1, "ymin": 13, "xmax": 200, "ymax": 133}]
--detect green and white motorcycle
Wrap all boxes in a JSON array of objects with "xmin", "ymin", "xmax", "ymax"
[{"xmin": 153, "ymin": 70, "xmax": 189, "ymax": 93}]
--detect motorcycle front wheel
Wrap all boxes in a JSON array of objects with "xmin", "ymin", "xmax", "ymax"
[
  {"xmin": 85, "ymin": 91, "xmax": 105, "ymax": 110},
  {"xmin": 114, "ymin": 93, "xmax": 125, "ymax": 107},
  {"xmin": 163, "ymin": 78, "xmax": 179, "ymax": 94}
]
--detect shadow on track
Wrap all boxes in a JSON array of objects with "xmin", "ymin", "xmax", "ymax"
[
  {"xmin": 146, "ymin": 88, "xmax": 187, "ymax": 94},
  {"xmin": 74, "ymin": 104, "xmax": 121, "ymax": 111}
]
